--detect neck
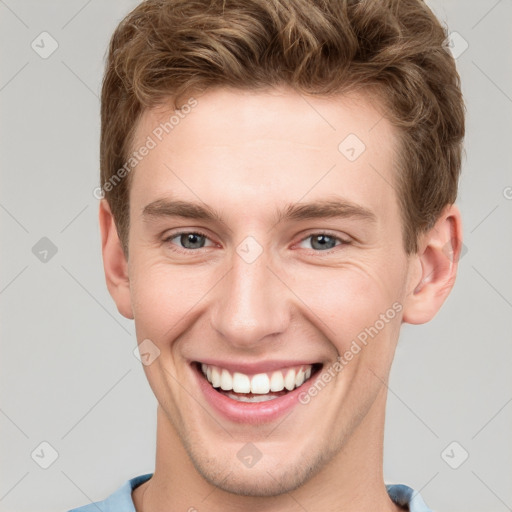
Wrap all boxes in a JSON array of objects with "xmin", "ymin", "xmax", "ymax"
[{"xmin": 134, "ymin": 386, "xmax": 400, "ymax": 512}]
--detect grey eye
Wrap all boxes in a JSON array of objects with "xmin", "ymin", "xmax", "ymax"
[
  {"xmin": 179, "ymin": 233, "xmax": 206, "ymax": 249},
  {"xmin": 298, "ymin": 234, "xmax": 341, "ymax": 251},
  {"xmin": 310, "ymin": 234, "xmax": 337, "ymax": 250},
  {"xmin": 167, "ymin": 232, "xmax": 214, "ymax": 250}
]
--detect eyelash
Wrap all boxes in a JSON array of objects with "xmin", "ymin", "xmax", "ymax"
[
  {"xmin": 163, "ymin": 230, "xmax": 215, "ymax": 253},
  {"xmin": 163, "ymin": 230, "xmax": 351, "ymax": 254},
  {"xmin": 296, "ymin": 232, "xmax": 351, "ymax": 253}
]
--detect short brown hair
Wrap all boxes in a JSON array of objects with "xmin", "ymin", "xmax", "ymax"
[{"xmin": 100, "ymin": 0, "xmax": 465, "ymax": 254}]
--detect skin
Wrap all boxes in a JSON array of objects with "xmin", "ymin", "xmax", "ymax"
[{"xmin": 100, "ymin": 86, "xmax": 462, "ymax": 512}]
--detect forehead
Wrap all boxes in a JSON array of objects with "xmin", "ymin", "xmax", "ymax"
[
  {"xmin": 130, "ymin": 87, "xmax": 400, "ymax": 223},
  {"xmin": 135, "ymin": 86, "xmax": 394, "ymax": 152}
]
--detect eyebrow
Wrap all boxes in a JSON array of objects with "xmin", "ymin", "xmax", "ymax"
[
  {"xmin": 143, "ymin": 199, "xmax": 223, "ymax": 222},
  {"xmin": 275, "ymin": 199, "xmax": 377, "ymax": 224},
  {"xmin": 142, "ymin": 197, "xmax": 377, "ymax": 225}
]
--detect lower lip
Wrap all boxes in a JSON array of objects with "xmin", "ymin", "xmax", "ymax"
[{"xmin": 193, "ymin": 364, "xmax": 318, "ymax": 424}]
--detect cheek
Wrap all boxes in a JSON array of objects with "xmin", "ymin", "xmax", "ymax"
[
  {"xmin": 129, "ymin": 260, "xmax": 214, "ymax": 343},
  {"xmin": 286, "ymin": 260, "xmax": 404, "ymax": 352}
]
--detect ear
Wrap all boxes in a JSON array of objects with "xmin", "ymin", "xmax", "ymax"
[
  {"xmin": 402, "ymin": 204, "xmax": 463, "ymax": 325},
  {"xmin": 99, "ymin": 200, "xmax": 134, "ymax": 319}
]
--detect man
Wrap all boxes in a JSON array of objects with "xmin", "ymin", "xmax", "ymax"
[{"xmin": 69, "ymin": 0, "xmax": 464, "ymax": 510}]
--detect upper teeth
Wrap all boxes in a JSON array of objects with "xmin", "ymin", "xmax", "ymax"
[{"xmin": 201, "ymin": 363, "xmax": 313, "ymax": 394}]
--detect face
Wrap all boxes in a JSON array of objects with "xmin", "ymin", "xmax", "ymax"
[{"xmin": 121, "ymin": 87, "xmax": 418, "ymax": 496}]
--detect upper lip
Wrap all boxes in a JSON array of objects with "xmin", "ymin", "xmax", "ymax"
[{"xmin": 193, "ymin": 359, "xmax": 321, "ymax": 375}]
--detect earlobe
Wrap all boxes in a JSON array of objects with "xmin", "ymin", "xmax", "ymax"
[
  {"xmin": 402, "ymin": 204, "xmax": 463, "ymax": 325},
  {"xmin": 99, "ymin": 200, "xmax": 134, "ymax": 320}
]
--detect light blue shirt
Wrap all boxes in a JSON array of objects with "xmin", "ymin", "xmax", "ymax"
[{"xmin": 67, "ymin": 473, "xmax": 433, "ymax": 511}]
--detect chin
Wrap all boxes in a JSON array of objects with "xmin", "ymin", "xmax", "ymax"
[
  {"xmin": 183, "ymin": 435, "xmax": 339, "ymax": 498},
  {"xmin": 196, "ymin": 460, "xmax": 314, "ymax": 497}
]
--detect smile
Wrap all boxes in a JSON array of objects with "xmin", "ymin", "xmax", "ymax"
[
  {"xmin": 193, "ymin": 360, "xmax": 322, "ymax": 422},
  {"xmin": 199, "ymin": 363, "xmax": 316, "ymax": 402}
]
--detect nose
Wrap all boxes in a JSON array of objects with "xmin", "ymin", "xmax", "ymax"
[{"xmin": 209, "ymin": 247, "xmax": 290, "ymax": 350}]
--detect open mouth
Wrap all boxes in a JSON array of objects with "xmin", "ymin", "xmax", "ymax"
[{"xmin": 194, "ymin": 361, "xmax": 322, "ymax": 403}]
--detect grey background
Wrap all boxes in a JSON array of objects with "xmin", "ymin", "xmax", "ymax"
[{"xmin": 0, "ymin": 1, "xmax": 511, "ymax": 511}]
